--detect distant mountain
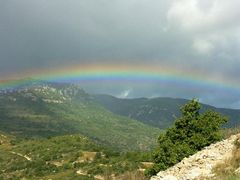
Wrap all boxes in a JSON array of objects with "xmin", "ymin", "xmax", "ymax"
[
  {"xmin": 0, "ymin": 81, "xmax": 161, "ymax": 151},
  {"xmin": 94, "ymin": 94, "xmax": 240, "ymax": 129}
]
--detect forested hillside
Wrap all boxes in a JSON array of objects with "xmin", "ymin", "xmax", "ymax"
[
  {"xmin": 0, "ymin": 81, "xmax": 160, "ymax": 151},
  {"xmin": 94, "ymin": 94, "xmax": 240, "ymax": 129}
]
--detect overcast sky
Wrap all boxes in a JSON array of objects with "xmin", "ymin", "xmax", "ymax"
[{"xmin": 0, "ymin": 0, "xmax": 240, "ymax": 108}]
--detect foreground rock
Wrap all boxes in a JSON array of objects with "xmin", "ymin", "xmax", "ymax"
[{"xmin": 151, "ymin": 134, "xmax": 238, "ymax": 180}]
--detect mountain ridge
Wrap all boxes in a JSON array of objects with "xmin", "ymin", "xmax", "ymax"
[
  {"xmin": 0, "ymin": 81, "xmax": 161, "ymax": 151},
  {"xmin": 94, "ymin": 94, "xmax": 240, "ymax": 129}
]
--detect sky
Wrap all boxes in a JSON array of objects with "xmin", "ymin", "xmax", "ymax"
[{"xmin": 0, "ymin": 0, "xmax": 240, "ymax": 108}]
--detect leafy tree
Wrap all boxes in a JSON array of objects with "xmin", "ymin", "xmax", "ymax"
[{"xmin": 146, "ymin": 99, "xmax": 228, "ymax": 176}]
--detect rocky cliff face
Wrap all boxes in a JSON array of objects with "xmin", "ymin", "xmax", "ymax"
[{"xmin": 151, "ymin": 134, "xmax": 239, "ymax": 180}]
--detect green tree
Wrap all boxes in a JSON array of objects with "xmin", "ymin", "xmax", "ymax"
[{"xmin": 146, "ymin": 99, "xmax": 228, "ymax": 176}]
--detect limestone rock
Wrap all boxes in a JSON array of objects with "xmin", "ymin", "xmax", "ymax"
[
  {"xmin": 235, "ymin": 167, "xmax": 240, "ymax": 175},
  {"xmin": 151, "ymin": 134, "xmax": 238, "ymax": 180}
]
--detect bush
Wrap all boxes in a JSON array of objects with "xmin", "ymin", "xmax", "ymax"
[{"xmin": 146, "ymin": 99, "xmax": 228, "ymax": 176}]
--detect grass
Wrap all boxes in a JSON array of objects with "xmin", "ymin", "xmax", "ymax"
[
  {"xmin": 222, "ymin": 126, "xmax": 240, "ymax": 139},
  {"xmin": 211, "ymin": 136, "xmax": 240, "ymax": 179},
  {"xmin": 114, "ymin": 171, "xmax": 148, "ymax": 180}
]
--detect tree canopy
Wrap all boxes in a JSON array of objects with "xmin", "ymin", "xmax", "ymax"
[{"xmin": 146, "ymin": 99, "xmax": 228, "ymax": 176}]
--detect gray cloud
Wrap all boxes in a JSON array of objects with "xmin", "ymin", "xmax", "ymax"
[{"xmin": 0, "ymin": 0, "xmax": 239, "ymax": 108}]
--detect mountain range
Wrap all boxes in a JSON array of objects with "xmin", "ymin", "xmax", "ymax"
[
  {"xmin": 0, "ymin": 81, "xmax": 160, "ymax": 151},
  {"xmin": 1, "ymin": 79, "xmax": 240, "ymax": 179},
  {"xmin": 94, "ymin": 94, "xmax": 240, "ymax": 129},
  {"xmin": 1, "ymin": 79, "xmax": 240, "ymax": 152}
]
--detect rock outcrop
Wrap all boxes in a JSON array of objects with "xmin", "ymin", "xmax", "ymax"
[{"xmin": 151, "ymin": 134, "xmax": 238, "ymax": 180}]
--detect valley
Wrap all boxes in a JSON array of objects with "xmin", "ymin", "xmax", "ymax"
[
  {"xmin": 0, "ymin": 132, "xmax": 150, "ymax": 179},
  {"xmin": 1, "ymin": 1, "xmax": 239, "ymax": 179},
  {"xmin": 0, "ymin": 80, "xmax": 240, "ymax": 179}
]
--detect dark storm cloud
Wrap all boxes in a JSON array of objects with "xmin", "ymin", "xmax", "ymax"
[{"xmin": 0, "ymin": 0, "xmax": 240, "ymax": 108}]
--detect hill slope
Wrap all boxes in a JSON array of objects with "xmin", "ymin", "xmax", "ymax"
[
  {"xmin": 0, "ymin": 81, "xmax": 161, "ymax": 151},
  {"xmin": 151, "ymin": 134, "xmax": 239, "ymax": 180},
  {"xmin": 94, "ymin": 94, "xmax": 240, "ymax": 129},
  {"xmin": 0, "ymin": 132, "xmax": 149, "ymax": 179}
]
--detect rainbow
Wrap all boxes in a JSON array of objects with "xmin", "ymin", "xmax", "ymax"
[{"xmin": 0, "ymin": 63, "xmax": 239, "ymax": 94}]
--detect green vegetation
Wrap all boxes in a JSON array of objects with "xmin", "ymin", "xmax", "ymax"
[
  {"xmin": 146, "ymin": 99, "xmax": 228, "ymax": 176},
  {"xmin": 94, "ymin": 94, "xmax": 186, "ymax": 129},
  {"xmin": 0, "ymin": 83, "xmax": 161, "ymax": 151},
  {"xmin": 1, "ymin": 81, "xmax": 238, "ymax": 179},
  {"xmin": 0, "ymin": 132, "xmax": 150, "ymax": 179},
  {"xmin": 94, "ymin": 94, "xmax": 240, "ymax": 129}
]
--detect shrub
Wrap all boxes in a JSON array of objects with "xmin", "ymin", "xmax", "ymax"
[{"xmin": 146, "ymin": 99, "xmax": 228, "ymax": 176}]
